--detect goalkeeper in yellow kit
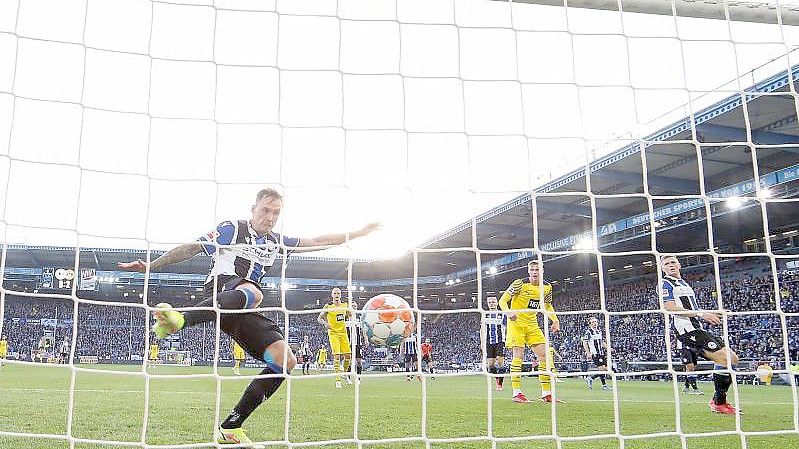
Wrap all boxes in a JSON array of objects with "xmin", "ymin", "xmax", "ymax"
[
  {"xmin": 317, "ymin": 287, "xmax": 353, "ymax": 389},
  {"xmin": 0, "ymin": 335, "xmax": 8, "ymax": 369},
  {"xmin": 499, "ymin": 260, "xmax": 562, "ymax": 403}
]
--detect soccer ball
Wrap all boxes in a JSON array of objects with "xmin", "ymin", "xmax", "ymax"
[{"xmin": 361, "ymin": 293, "xmax": 415, "ymax": 348}]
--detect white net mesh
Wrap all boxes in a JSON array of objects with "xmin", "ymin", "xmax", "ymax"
[{"xmin": 1, "ymin": 0, "xmax": 799, "ymax": 448}]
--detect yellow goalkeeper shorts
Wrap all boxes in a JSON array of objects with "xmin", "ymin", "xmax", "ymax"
[
  {"xmin": 505, "ymin": 322, "xmax": 545, "ymax": 348},
  {"xmin": 328, "ymin": 332, "xmax": 351, "ymax": 355}
]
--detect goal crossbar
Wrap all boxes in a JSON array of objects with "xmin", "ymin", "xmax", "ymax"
[{"xmin": 500, "ymin": 0, "xmax": 799, "ymax": 26}]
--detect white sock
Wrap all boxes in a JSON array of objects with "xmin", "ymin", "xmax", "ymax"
[
  {"xmin": 541, "ymin": 389, "xmax": 551, "ymax": 397},
  {"xmin": 513, "ymin": 389, "xmax": 521, "ymax": 396}
]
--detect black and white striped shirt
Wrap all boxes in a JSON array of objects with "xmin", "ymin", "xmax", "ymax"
[
  {"xmin": 661, "ymin": 275, "xmax": 701, "ymax": 335},
  {"xmin": 582, "ymin": 327, "xmax": 605, "ymax": 356},
  {"xmin": 484, "ymin": 312, "xmax": 506, "ymax": 344},
  {"xmin": 298, "ymin": 341, "xmax": 313, "ymax": 358},
  {"xmin": 198, "ymin": 220, "xmax": 300, "ymax": 284},
  {"xmin": 403, "ymin": 336, "xmax": 417, "ymax": 355}
]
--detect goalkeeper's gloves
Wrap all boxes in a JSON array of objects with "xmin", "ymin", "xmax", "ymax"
[{"xmin": 507, "ymin": 279, "xmax": 524, "ymax": 295}]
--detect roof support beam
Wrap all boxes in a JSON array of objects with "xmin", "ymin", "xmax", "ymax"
[
  {"xmin": 591, "ymin": 169, "xmax": 698, "ymax": 194},
  {"xmin": 536, "ymin": 201, "xmax": 611, "ymax": 219},
  {"xmin": 476, "ymin": 222, "xmax": 533, "ymax": 236},
  {"xmin": 697, "ymin": 124, "xmax": 799, "ymax": 145}
]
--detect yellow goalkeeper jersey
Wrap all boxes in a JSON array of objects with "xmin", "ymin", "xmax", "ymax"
[
  {"xmin": 323, "ymin": 302, "xmax": 348, "ymax": 334},
  {"xmin": 0, "ymin": 339, "xmax": 7, "ymax": 357},
  {"xmin": 499, "ymin": 279, "xmax": 558, "ymax": 327}
]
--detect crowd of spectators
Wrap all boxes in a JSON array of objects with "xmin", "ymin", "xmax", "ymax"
[{"xmin": 2, "ymin": 267, "xmax": 797, "ymax": 370}]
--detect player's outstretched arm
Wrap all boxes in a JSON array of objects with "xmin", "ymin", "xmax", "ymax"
[
  {"xmin": 294, "ymin": 222, "xmax": 381, "ymax": 251},
  {"xmin": 118, "ymin": 242, "xmax": 203, "ymax": 272}
]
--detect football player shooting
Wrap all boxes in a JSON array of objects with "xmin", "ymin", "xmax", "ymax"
[
  {"xmin": 660, "ymin": 255, "xmax": 740, "ymax": 415},
  {"xmin": 118, "ymin": 188, "xmax": 379, "ymax": 445}
]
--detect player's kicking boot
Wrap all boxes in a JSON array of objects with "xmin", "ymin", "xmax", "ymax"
[
  {"xmin": 216, "ymin": 426, "xmax": 260, "ymax": 447},
  {"xmin": 152, "ymin": 303, "xmax": 185, "ymax": 338}
]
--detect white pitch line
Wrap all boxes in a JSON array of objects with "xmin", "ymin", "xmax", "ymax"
[{"xmin": 1, "ymin": 387, "xmax": 797, "ymax": 406}]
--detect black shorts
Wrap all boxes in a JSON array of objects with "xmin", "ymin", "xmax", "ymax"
[
  {"xmin": 203, "ymin": 274, "xmax": 253, "ymax": 300},
  {"xmin": 592, "ymin": 353, "xmax": 607, "ymax": 368},
  {"xmin": 405, "ymin": 354, "xmax": 418, "ymax": 363},
  {"xmin": 680, "ymin": 347, "xmax": 700, "ymax": 366},
  {"xmin": 676, "ymin": 329, "xmax": 725, "ymax": 354},
  {"xmin": 486, "ymin": 342, "xmax": 505, "ymax": 359},
  {"xmin": 204, "ymin": 275, "xmax": 284, "ymax": 363},
  {"xmin": 422, "ymin": 354, "xmax": 431, "ymax": 363}
]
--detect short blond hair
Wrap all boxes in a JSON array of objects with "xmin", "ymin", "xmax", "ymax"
[
  {"xmin": 255, "ymin": 188, "xmax": 282, "ymax": 203},
  {"xmin": 659, "ymin": 254, "xmax": 678, "ymax": 264}
]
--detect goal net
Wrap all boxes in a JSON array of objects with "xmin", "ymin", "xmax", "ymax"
[{"xmin": 1, "ymin": 0, "xmax": 798, "ymax": 449}]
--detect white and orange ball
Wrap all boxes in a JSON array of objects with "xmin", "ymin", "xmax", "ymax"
[{"xmin": 361, "ymin": 293, "xmax": 414, "ymax": 348}]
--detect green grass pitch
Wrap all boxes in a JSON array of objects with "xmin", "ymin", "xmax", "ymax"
[{"xmin": 0, "ymin": 363, "xmax": 797, "ymax": 449}]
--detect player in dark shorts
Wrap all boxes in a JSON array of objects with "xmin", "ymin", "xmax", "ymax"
[
  {"xmin": 483, "ymin": 296, "xmax": 507, "ymax": 390},
  {"xmin": 420, "ymin": 338, "xmax": 434, "ymax": 379},
  {"xmin": 582, "ymin": 317, "xmax": 610, "ymax": 390},
  {"xmin": 678, "ymin": 338, "xmax": 704, "ymax": 394},
  {"xmin": 349, "ymin": 301, "xmax": 367, "ymax": 378},
  {"xmin": 298, "ymin": 335, "xmax": 314, "ymax": 375},
  {"xmin": 660, "ymin": 255, "xmax": 740, "ymax": 415},
  {"xmin": 119, "ymin": 188, "xmax": 379, "ymax": 444}
]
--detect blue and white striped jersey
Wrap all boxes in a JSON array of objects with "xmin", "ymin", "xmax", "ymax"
[
  {"xmin": 582, "ymin": 327, "xmax": 605, "ymax": 356},
  {"xmin": 484, "ymin": 311, "xmax": 507, "ymax": 344},
  {"xmin": 403, "ymin": 336, "xmax": 417, "ymax": 355},
  {"xmin": 198, "ymin": 220, "xmax": 300, "ymax": 284},
  {"xmin": 660, "ymin": 275, "xmax": 701, "ymax": 335},
  {"xmin": 299, "ymin": 341, "xmax": 313, "ymax": 358}
]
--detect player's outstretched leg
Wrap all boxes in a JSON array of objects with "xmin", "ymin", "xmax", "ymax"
[
  {"xmin": 154, "ymin": 281, "xmax": 262, "ymax": 339},
  {"xmin": 152, "ymin": 303, "xmax": 186, "ymax": 338},
  {"xmin": 217, "ymin": 317, "xmax": 296, "ymax": 445}
]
